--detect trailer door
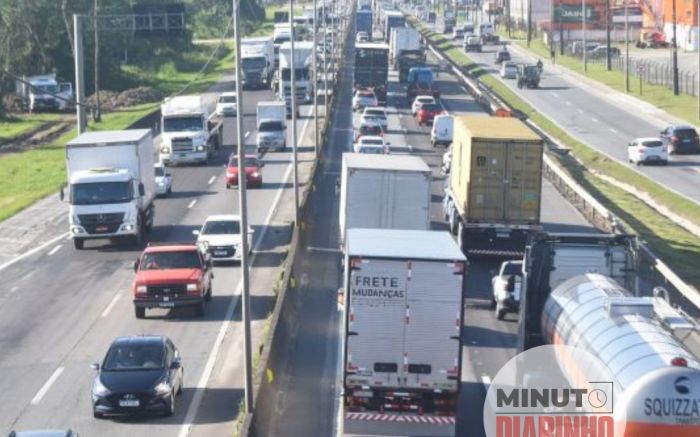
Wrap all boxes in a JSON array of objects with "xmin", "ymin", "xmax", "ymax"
[
  {"xmin": 403, "ymin": 260, "xmax": 462, "ymax": 391},
  {"xmin": 347, "ymin": 259, "xmax": 407, "ymax": 388}
]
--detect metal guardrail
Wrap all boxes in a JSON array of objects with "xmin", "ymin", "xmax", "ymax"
[{"xmin": 409, "ymin": 15, "xmax": 700, "ymax": 313}]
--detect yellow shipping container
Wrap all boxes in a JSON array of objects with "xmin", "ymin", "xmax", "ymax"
[{"xmin": 449, "ymin": 116, "xmax": 543, "ymax": 225}]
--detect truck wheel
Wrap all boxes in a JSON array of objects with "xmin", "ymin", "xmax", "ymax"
[
  {"xmin": 73, "ymin": 238, "xmax": 84, "ymax": 250},
  {"xmin": 495, "ymin": 301, "xmax": 506, "ymax": 320},
  {"xmin": 135, "ymin": 306, "xmax": 146, "ymax": 319}
]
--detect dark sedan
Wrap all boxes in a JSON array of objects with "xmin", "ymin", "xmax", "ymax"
[
  {"xmin": 91, "ymin": 336, "xmax": 184, "ymax": 418},
  {"xmin": 661, "ymin": 125, "xmax": 700, "ymax": 154}
]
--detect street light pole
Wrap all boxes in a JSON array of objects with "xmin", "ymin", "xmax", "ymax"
[
  {"xmin": 697, "ymin": 0, "xmax": 699, "ymax": 119},
  {"xmin": 232, "ymin": 0, "xmax": 253, "ymax": 413},
  {"xmin": 312, "ymin": 0, "xmax": 318, "ymax": 158},
  {"xmin": 672, "ymin": 0, "xmax": 679, "ymax": 95},
  {"xmin": 73, "ymin": 14, "xmax": 87, "ymax": 134},
  {"xmin": 625, "ymin": 0, "xmax": 630, "ymax": 91},
  {"xmin": 606, "ymin": 0, "xmax": 612, "ymax": 70},
  {"xmin": 582, "ymin": 0, "xmax": 587, "ymax": 72},
  {"xmin": 289, "ymin": 0, "xmax": 300, "ymax": 225}
]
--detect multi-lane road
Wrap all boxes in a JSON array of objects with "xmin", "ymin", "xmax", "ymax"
[
  {"xmin": 455, "ymin": 29, "xmax": 700, "ymax": 204},
  {"xmin": 260, "ymin": 33, "xmax": 598, "ymax": 437},
  {"xmin": 0, "ymin": 71, "xmax": 321, "ymax": 435}
]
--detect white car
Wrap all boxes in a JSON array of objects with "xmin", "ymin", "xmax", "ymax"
[
  {"xmin": 354, "ymin": 135, "xmax": 388, "ymax": 154},
  {"xmin": 193, "ymin": 214, "xmax": 253, "ymax": 263},
  {"xmin": 628, "ymin": 137, "xmax": 668, "ymax": 166},
  {"xmin": 352, "ymin": 89, "xmax": 378, "ymax": 111},
  {"xmin": 411, "ymin": 95, "xmax": 436, "ymax": 116},
  {"xmin": 361, "ymin": 106, "xmax": 388, "ymax": 130},
  {"xmin": 154, "ymin": 163, "xmax": 172, "ymax": 196},
  {"xmin": 500, "ymin": 61, "xmax": 518, "ymax": 79},
  {"xmin": 491, "ymin": 260, "xmax": 523, "ymax": 320},
  {"xmin": 215, "ymin": 92, "xmax": 237, "ymax": 116}
]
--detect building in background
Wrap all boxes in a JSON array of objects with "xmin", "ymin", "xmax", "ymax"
[{"xmin": 662, "ymin": 0, "xmax": 699, "ymax": 50}]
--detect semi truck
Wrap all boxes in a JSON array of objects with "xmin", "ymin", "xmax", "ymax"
[
  {"xmin": 356, "ymin": 10, "xmax": 372, "ymax": 36},
  {"xmin": 389, "ymin": 27, "xmax": 423, "ymax": 72},
  {"xmin": 339, "ymin": 153, "xmax": 431, "ymax": 245},
  {"xmin": 159, "ymin": 95, "xmax": 221, "ymax": 165},
  {"xmin": 241, "ymin": 36, "xmax": 275, "ymax": 89},
  {"xmin": 15, "ymin": 74, "xmax": 73, "ymax": 112},
  {"xmin": 442, "ymin": 116, "xmax": 543, "ymax": 257},
  {"xmin": 278, "ymin": 41, "xmax": 314, "ymax": 110},
  {"xmin": 62, "ymin": 130, "xmax": 156, "ymax": 250},
  {"xmin": 272, "ymin": 23, "xmax": 292, "ymax": 69},
  {"xmin": 383, "ymin": 11, "xmax": 406, "ymax": 43},
  {"xmin": 406, "ymin": 66, "xmax": 440, "ymax": 103},
  {"xmin": 339, "ymin": 228, "xmax": 465, "ymax": 437},
  {"xmin": 354, "ymin": 42, "xmax": 389, "ymax": 104}
]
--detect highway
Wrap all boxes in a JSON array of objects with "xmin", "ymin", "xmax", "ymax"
[
  {"xmin": 442, "ymin": 30, "xmax": 700, "ymax": 204},
  {"xmin": 260, "ymin": 33, "xmax": 599, "ymax": 437},
  {"xmin": 0, "ymin": 70, "xmax": 321, "ymax": 436}
]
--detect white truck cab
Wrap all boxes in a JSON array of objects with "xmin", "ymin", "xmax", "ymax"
[
  {"xmin": 16, "ymin": 74, "xmax": 73, "ymax": 112},
  {"xmin": 160, "ymin": 95, "xmax": 219, "ymax": 165}
]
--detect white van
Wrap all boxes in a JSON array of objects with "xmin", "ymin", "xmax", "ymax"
[{"xmin": 431, "ymin": 114, "xmax": 453, "ymax": 147}]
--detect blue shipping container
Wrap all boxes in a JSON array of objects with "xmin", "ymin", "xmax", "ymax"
[{"xmin": 356, "ymin": 11, "xmax": 372, "ymax": 35}]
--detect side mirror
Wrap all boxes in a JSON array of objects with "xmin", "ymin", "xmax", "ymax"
[
  {"xmin": 132, "ymin": 259, "xmax": 140, "ymax": 272},
  {"xmin": 170, "ymin": 357, "xmax": 182, "ymax": 369},
  {"xmin": 59, "ymin": 186, "xmax": 65, "ymax": 202},
  {"xmin": 90, "ymin": 363, "xmax": 100, "ymax": 371},
  {"xmin": 138, "ymin": 183, "xmax": 145, "ymax": 196}
]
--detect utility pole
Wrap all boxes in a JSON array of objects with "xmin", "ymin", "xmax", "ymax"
[
  {"xmin": 583, "ymin": 0, "xmax": 587, "ymax": 72},
  {"xmin": 323, "ymin": 1, "xmax": 328, "ymax": 122},
  {"xmin": 506, "ymin": 0, "xmax": 511, "ymax": 38},
  {"xmin": 605, "ymin": 0, "xmax": 612, "ymax": 70},
  {"xmin": 625, "ymin": 0, "xmax": 630, "ymax": 91},
  {"xmin": 527, "ymin": 0, "xmax": 532, "ymax": 47},
  {"xmin": 559, "ymin": 0, "xmax": 565, "ymax": 55},
  {"xmin": 290, "ymin": 0, "xmax": 300, "ymax": 225},
  {"xmin": 313, "ymin": 0, "xmax": 318, "ymax": 158},
  {"xmin": 73, "ymin": 15, "xmax": 87, "ymax": 134},
  {"xmin": 232, "ymin": 0, "xmax": 254, "ymax": 413},
  {"xmin": 697, "ymin": 0, "xmax": 699, "ymax": 119},
  {"xmin": 672, "ymin": 0, "xmax": 679, "ymax": 95},
  {"xmin": 93, "ymin": 0, "xmax": 101, "ymax": 122}
]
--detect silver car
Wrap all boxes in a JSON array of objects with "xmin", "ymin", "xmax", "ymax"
[{"xmin": 154, "ymin": 163, "xmax": 172, "ymax": 196}]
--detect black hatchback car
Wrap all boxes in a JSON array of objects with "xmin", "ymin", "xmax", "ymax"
[
  {"xmin": 91, "ymin": 336, "xmax": 184, "ymax": 418},
  {"xmin": 661, "ymin": 125, "xmax": 700, "ymax": 154}
]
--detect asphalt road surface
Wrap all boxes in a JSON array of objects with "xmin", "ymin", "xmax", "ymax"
[{"xmin": 262, "ymin": 36, "xmax": 599, "ymax": 437}]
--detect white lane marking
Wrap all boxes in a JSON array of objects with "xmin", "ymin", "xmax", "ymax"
[
  {"xmin": 208, "ymin": 176, "xmax": 216, "ymax": 185},
  {"xmin": 609, "ymin": 127, "xmax": 619, "ymax": 134},
  {"xmin": 47, "ymin": 245, "xmax": 62, "ymax": 256},
  {"xmin": 244, "ymin": 131, "xmax": 250, "ymax": 138},
  {"xmin": 481, "ymin": 375, "xmax": 492, "ymax": 387},
  {"xmin": 177, "ymin": 109, "xmax": 314, "ymax": 437},
  {"xmin": 101, "ymin": 292, "xmax": 122, "ymax": 318},
  {"xmin": 187, "ymin": 199, "xmax": 197, "ymax": 209},
  {"xmin": 0, "ymin": 232, "xmax": 70, "ymax": 273},
  {"xmin": 31, "ymin": 367, "xmax": 64, "ymax": 405},
  {"xmin": 591, "ymin": 117, "xmax": 599, "ymax": 123}
]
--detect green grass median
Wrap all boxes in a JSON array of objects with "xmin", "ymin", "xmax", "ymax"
[{"xmin": 410, "ymin": 17, "xmax": 700, "ymax": 287}]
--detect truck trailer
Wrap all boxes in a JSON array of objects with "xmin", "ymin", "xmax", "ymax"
[
  {"xmin": 389, "ymin": 27, "xmax": 423, "ymax": 72},
  {"xmin": 241, "ymin": 36, "xmax": 275, "ymax": 89},
  {"xmin": 443, "ymin": 116, "xmax": 543, "ymax": 257},
  {"xmin": 339, "ymin": 228, "xmax": 465, "ymax": 437},
  {"xmin": 339, "ymin": 153, "xmax": 431, "ymax": 245},
  {"xmin": 383, "ymin": 11, "xmax": 406, "ymax": 43},
  {"xmin": 63, "ymin": 130, "xmax": 156, "ymax": 249},
  {"xmin": 356, "ymin": 10, "xmax": 373, "ymax": 36},
  {"xmin": 354, "ymin": 42, "xmax": 390, "ymax": 104}
]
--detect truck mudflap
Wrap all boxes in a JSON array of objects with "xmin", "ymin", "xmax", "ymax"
[{"xmin": 458, "ymin": 225, "xmax": 538, "ymax": 258}]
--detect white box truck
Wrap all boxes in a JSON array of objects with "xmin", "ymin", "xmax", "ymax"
[
  {"xmin": 256, "ymin": 101, "xmax": 287, "ymax": 152},
  {"xmin": 241, "ymin": 36, "xmax": 275, "ymax": 89},
  {"xmin": 389, "ymin": 27, "xmax": 422, "ymax": 69},
  {"xmin": 62, "ymin": 130, "xmax": 156, "ymax": 250},
  {"xmin": 278, "ymin": 41, "xmax": 314, "ymax": 106},
  {"xmin": 339, "ymin": 228, "xmax": 465, "ymax": 437},
  {"xmin": 15, "ymin": 74, "xmax": 73, "ymax": 112},
  {"xmin": 339, "ymin": 153, "xmax": 432, "ymax": 245},
  {"xmin": 159, "ymin": 95, "xmax": 221, "ymax": 165}
]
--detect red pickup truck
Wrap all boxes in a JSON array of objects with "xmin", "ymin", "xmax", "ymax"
[{"xmin": 132, "ymin": 243, "xmax": 213, "ymax": 318}]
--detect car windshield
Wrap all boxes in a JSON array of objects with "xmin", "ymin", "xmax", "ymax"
[
  {"xmin": 676, "ymin": 129, "xmax": 698, "ymax": 139},
  {"xmin": 362, "ymin": 138, "xmax": 384, "ymax": 145},
  {"xmin": 154, "ymin": 166, "xmax": 165, "ymax": 177},
  {"xmin": 140, "ymin": 251, "xmax": 201, "ymax": 270},
  {"xmin": 641, "ymin": 140, "xmax": 663, "ymax": 148},
  {"xmin": 422, "ymin": 103, "xmax": 441, "ymax": 111},
  {"xmin": 202, "ymin": 220, "xmax": 241, "ymax": 235},
  {"xmin": 503, "ymin": 263, "xmax": 522, "ymax": 276},
  {"xmin": 365, "ymin": 109, "xmax": 385, "ymax": 117},
  {"xmin": 103, "ymin": 343, "xmax": 165, "ymax": 371},
  {"xmin": 360, "ymin": 146, "xmax": 384, "ymax": 154},
  {"xmin": 259, "ymin": 120, "xmax": 283, "ymax": 132},
  {"xmin": 71, "ymin": 182, "xmax": 132, "ymax": 205},
  {"xmin": 219, "ymin": 95, "xmax": 236, "ymax": 103},
  {"xmin": 163, "ymin": 116, "xmax": 203, "ymax": 132},
  {"xmin": 361, "ymin": 125, "xmax": 382, "ymax": 134},
  {"xmin": 229, "ymin": 156, "xmax": 259, "ymax": 167},
  {"xmin": 242, "ymin": 57, "xmax": 266, "ymax": 69},
  {"xmin": 358, "ymin": 92, "xmax": 375, "ymax": 99},
  {"xmin": 417, "ymin": 97, "xmax": 434, "ymax": 104},
  {"xmin": 34, "ymin": 84, "xmax": 59, "ymax": 94},
  {"xmin": 281, "ymin": 68, "xmax": 310, "ymax": 80}
]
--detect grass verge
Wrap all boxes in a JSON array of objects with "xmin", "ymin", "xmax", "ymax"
[
  {"xmin": 410, "ymin": 17, "xmax": 700, "ymax": 287},
  {"xmin": 0, "ymin": 43, "xmax": 233, "ymax": 223}
]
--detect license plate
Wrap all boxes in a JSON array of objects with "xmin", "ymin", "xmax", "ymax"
[
  {"xmin": 119, "ymin": 399, "xmax": 140, "ymax": 407},
  {"xmin": 214, "ymin": 251, "xmax": 228, "ymax": 256},
  {"xmin": 96, "ymin": 226, "xmax": 108, "ymax": 232},
  {"xmin": 179, "ymin": 154, "xmax": 187, "ymax": 158},
  {"xmin": 159, "ymin": 302, "xmax": 175, "ymax": 308}
]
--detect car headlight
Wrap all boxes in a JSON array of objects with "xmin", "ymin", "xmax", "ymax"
[
  {"xmin": 161, "ymin": 146, "xmax": 170, "ymax": 154},
  {"xmin": 136, "ymin": 285, "xmax": 147, "ymax": 293},
  {"xmin": 153, "ymin": 381, "xmax": 172, "ymax": 395},
  {"xmin": 186, "ymin": 283, "xmax": 198, "ymax": 291},
  {"xmin": 93, "ymin": 378, "xmax": 111, "ymax": 397},
  {"xmin": 196, "ymin": 145, "xmax": 205, "ymax": 152},
  {"xmin": 251, "ymin": 172, "xmax": 260, "ymax": 178}
]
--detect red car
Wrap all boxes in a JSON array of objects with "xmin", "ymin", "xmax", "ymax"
[
  {"xmin": 132, "ymin": 243, "xmax": 213, "ymax": 318},
  {"xmin": 226, "ymin": 154, "xmax": 264, "ymax": 188},
  {"xmin": 416, "ymin": 103, "xmax": 443, "ymax": 126}
]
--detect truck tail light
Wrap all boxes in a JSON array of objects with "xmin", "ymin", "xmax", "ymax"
[
  {"xmin": 350, "ymin": 257, "xmax": 362, "ymax": 270},
  {"xmin": 454, "ymin": 261, "xmax": 465, "ymax": 274}
]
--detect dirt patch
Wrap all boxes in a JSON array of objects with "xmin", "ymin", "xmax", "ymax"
[{"xmin": 88, "ymin": 86, "xmax": 164, "ymax": 111}]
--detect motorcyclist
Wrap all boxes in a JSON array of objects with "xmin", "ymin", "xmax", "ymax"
[{"xmin": 536, "ymin": 59, "xmax": 544, "ymax": 73}]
